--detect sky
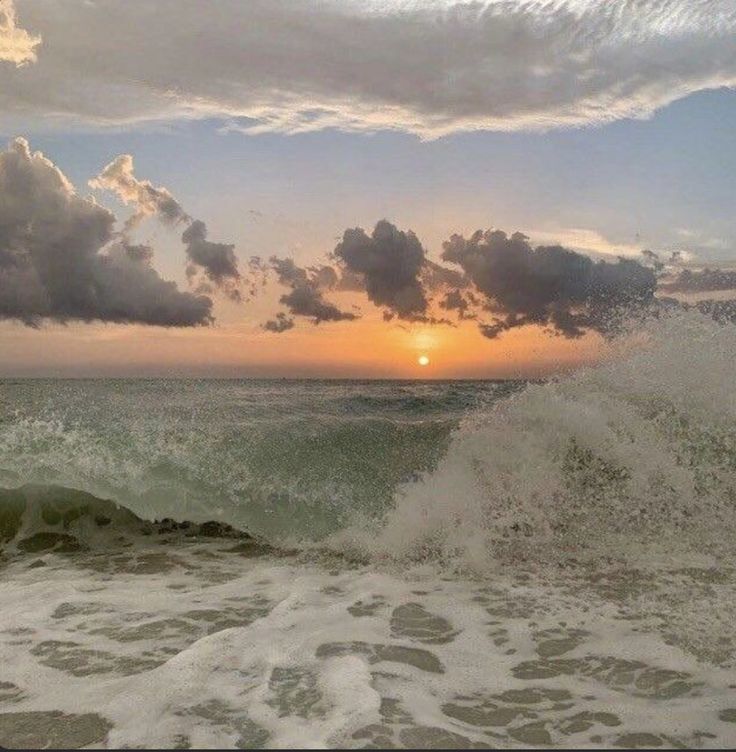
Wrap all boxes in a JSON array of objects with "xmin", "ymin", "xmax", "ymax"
[{"xmin": 1, "ymin": 0, "xmax": 735, "ymax": 378}]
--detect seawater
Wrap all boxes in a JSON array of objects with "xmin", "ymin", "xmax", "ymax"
[
  {"xmin": 0, "ymin": 377, "xmax": 511, "ymax": 542},
  {"xmin": 1, "ymin": 310, "xmax": 736, "ymax": 748}
]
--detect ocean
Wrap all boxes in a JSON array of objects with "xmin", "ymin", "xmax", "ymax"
[{"xmin": 1, "ymin": 311, "xmax": 736, "ymax": 748}]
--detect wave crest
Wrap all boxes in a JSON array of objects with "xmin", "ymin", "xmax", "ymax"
[{"xmin": 336, "ymin": 311, "xmax": 736, "ymax": 569}]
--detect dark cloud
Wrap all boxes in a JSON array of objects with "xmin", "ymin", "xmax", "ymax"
[
  {"xmin": 421, "ymin": 259, "xmax": 466, "ymax": 292},
  {"xmin": 0, "ymin": 138, "xmax": 212, "ymax": 327},
  {"xmin": 309, "ymin": 264, "xmax": 340, "ymax": 291},
  {"xmin": 441, "ymin": 229, "xmax": 657, "ymax": 339},
  {"xmin": 263, "ymin": 312, "xmax": 294, "ymax": 333},
  {"xmin": 243, "ymin": 255, "xmax": 268, "ymax": 299},
  {"xmin": 182, "ymin": 219, "xmax": 240, "ymax": 300},
  {"xmin": 439, "ymin": 289, "xmax": 475, "ymax": 320},
  {"xmin": 269, "ymin": 257, "xmax": 356, "ymax": 327},
  {"xmin": 334, "ymin": 220, "xmax": 428, "ymax": 321},
  {"xmin": 660, "ymin": 267, "xmax": 736, "ymax": 293}
]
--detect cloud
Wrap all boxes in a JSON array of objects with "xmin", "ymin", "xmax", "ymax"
[
  {"xmin": 660, "ymin": 267, "xmax": 736, "ymax": 293},
  {"xmin": 269, "ymin": 256, "xmax": 356, "ymax": 327},
  {"xmin": 421, "ymin": 259, "xmax": 467, "ymax": 291},
  {"xmin": 334, "ymin": 220, "xmax": 429, "ymax": 320},
  {"xmin": 0, "ymin": 0, "xmax": 39, "ymax": 66},
  {"xmin": 530, "ymin": 227, "xmax": 644, "ymax": 258},
  {"xmin": 0, "ymin": 137, "xmax": 212, "ymax": 327},
  {"xmin": 441, "ymin": 229, "xmax": 657, "ymax": 338},
  {"xmin": 90, "ymin": 154, "xmax": 188, "ymax": 229},
  {"xmin": 439, "ymin": 289, "xmax": 475, "ymax": 320},
  {"xmin": 182, "ymin": 220, "xmax": 240, "ymax": 300},
  {"xmin": 259, "ymin": 220, "xmax": 660, "ymax": 337},
  {"xmin": 263, "ymin": 312, "xmax": 295, "ymax": 333},
  {"xmin": 2, "ymin": 1, "xmax": 735, "ymax": 136},
  {"xmin": 91, "ymin": 154, "xmax": 241, "ymax": 295}
]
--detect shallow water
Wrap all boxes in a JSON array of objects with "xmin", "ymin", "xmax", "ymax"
[
  {"xmin": 1, "ymin": 535, "xmax": 736, "ymax": 748},
  {"xmin": 1, "ymin": 311, "xmax": 736, "ymax": 748}
]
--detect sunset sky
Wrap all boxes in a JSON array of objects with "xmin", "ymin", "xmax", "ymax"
[{"xmin": 1, "ymin": 0, "xmax": 735, "ymax": 378}]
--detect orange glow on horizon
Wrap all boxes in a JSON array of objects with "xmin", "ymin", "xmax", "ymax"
[{"xmin": 0, "ymin": 302, "xmax": 606, "ymax": 379}]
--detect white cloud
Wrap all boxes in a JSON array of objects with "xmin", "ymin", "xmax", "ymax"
[
  {"xmin": 530, "ymin": 227, "xmax": 644, "ymax": 258},
  {"xmin": 90, "ymin": 154, "xmax": 188, "ymax": 229},
  {"xmin": 1, "ymin": 0, "xmax": 735, "ymax": 136},
  {"xmin": 0, "ymin": 0, "xmax": 40, "ymax": 66}
]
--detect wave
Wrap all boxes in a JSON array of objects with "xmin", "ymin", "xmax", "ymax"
[
  {"xmin": 0, "ymin": 407, "xmax": 459, "ymax": 543},
  {"xmin": 0, "ymin": 484, "xmax": 268, "ymax": 559},
  {"xmin": 334, "ymin": 310, "xmax": 736, "ymax": 570},
  {"xmin": 329, "ymin": 381, "xmax": 523, "ymax": 417},
  {"xmin": 2, "ymin": 309, "xmax": 735, "ymax": 572}
]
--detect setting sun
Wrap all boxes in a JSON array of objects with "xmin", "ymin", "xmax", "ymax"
[{"xmin": 418, "ymin": 355, "xmax": 430, "ymax": 367}]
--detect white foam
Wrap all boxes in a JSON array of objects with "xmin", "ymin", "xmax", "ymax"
[
  {"xmin": 338, "ymin": 310, "xmax": 736, "ymax": 571},
  {"xmin": 1, "ymin": 541, "xmax": 735, "ymax": 748}
]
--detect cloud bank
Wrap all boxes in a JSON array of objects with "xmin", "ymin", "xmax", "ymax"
[
  {"xmin": 660, "ymin": 268, "xmax": 736, "ymax": 294},
  {"xmin": 0, "ymin": 138, "xmax": 212, "ymax": 327},
  {"xmin": 2, "ymin": 136, "xmax": 730, "ymax": 343},
  {"xmin": 2, "ymin": 0, "xmax": 736, "ymax": 136},
  {"xmin": 262, "ymin": 220, "xmax": 661, "ymax": 339},
  {"xmin": 0, "ymin": 0, "xmax": 39, "ymax": 66}
]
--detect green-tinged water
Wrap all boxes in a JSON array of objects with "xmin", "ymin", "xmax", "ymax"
[{"xmin": 0, "ymin": 379, "xmax": 513, "ymax": 541}]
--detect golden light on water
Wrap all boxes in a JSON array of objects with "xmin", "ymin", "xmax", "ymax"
[{"xmin": 418, "ymin": 354, "xmax": 430, "ymax": 367}]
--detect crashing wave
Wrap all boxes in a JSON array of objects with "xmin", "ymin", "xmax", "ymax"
[{"xmin": 333, "ymin": 310, "xmax": 736, "ymax": 570}]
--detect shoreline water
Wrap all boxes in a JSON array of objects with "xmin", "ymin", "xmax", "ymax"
[{"xmin": 2, "ymin": 505, "xmax": 735, "ymax": 748}]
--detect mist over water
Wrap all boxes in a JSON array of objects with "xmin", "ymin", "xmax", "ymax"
[{"xmin": 1, "ymin": 309, "xmax": 736, "ymax": 748}]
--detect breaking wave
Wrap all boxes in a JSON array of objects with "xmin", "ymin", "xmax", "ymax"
[
  {"xmin": 337, "ymin": 310, "xmax": 736, "ymax": 569},
  {"xmin": 0, "ymin": 380, "xmax": 496, "ymax": 542}
]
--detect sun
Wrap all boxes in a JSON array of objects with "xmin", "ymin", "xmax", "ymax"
[{"xmin": 418, "ymin": 355, "xmax": 430, "ymax": 367}]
